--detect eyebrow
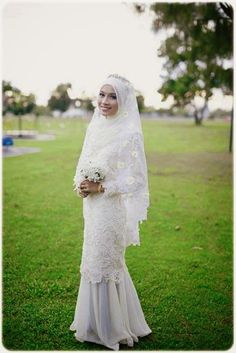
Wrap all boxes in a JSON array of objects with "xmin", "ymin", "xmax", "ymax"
[{"xmin": 100, "ymin": 90, "xmax": 116, "ymax": 95}]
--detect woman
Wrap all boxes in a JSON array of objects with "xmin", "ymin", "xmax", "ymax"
[{"xmin": 69, "ymin": 74, "xmax": 152, "ymax": 350}]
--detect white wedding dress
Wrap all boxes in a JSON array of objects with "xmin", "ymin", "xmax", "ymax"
[{"xmin": 69, "ymin": 135, "xmax": 152, "ymax": 350}]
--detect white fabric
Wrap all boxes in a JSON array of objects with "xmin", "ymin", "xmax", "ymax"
[
  {"xmin": 70, "ymin": 74, "xmax": 152, "ymax": 349},
  {"xmin": 80, "ymin": 189, "xmax": 127, "ymax": 283},
  {"xmin": 73, "ymin": 74, "xmax": 150, "ymax": 247},
  {"xmin": 69, "ymin": 264, "xmax": 152, "ymax": 351}
]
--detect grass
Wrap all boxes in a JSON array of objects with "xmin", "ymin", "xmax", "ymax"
[{"xmin": 2, "ymin": 115, "xmax": 233, "ymax": 350}]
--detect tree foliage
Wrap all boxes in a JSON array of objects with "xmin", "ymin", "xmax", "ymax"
[
  {"xmin": 76, "ymin": 97, "xmax": 94, "ymax": 111},
  {"xmin": 2, "ymin": 80, "xmax": 36, "ymax": 116},
  {"xmin": 135, "ymin": 2, "xmax": 233, "ymax": 124},
  {"xmin": 33, "ymin": 104, "xmax": 51, "ymax": 117},
  {"xmin": 47, "ymin": 83, "xmax": 72, "ymax": 113},
  {"xmin": 135, "ymin": 91, "xmax": 146, "ymax": 112}
]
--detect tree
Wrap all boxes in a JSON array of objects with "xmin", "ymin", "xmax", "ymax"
[
  {"xmin": 33, "ymin": 105, "xmax": 51, "ymax": 117},
  {"xmin": 135, "ymin": 91, "xmax": 146, "ymax": 112},
  {"xmin": 135, "ymin": 2, "xmax": 233, "ymax": 126},
  {"xmin": 2, "ymin": 80, "xmax": 36, "ymax": 136},
  {"xmin": 77, "ymin": 97, "xmax": 94, "ymax": 111},
  {"xmin": 47, "ymin": 83, "xmax": 72, "ymax": 113}
]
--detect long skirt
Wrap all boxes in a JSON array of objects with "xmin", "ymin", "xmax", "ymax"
[{"xmin": 69, "ymin": 193, "xmax": 152, "ymax": 350}]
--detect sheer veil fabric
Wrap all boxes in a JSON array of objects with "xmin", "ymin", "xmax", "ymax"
[
  {"xmin": 73, "ymin": 74, "xmax": 150, "ymax": 247},
  {"xmin": 70, "ymin": 74, "xmax": 152, "ymax": 350}
]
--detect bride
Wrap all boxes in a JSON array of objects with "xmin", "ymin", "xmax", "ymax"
[{"xmin": 69, "ymin": 74, "xmax": 152, "ymax": 350}]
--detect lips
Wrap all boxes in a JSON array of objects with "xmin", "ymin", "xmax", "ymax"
[{"xmin": 101, "ymin": 106, "xmax": 110, "ymax": 110}]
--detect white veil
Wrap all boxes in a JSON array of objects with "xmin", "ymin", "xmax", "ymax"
[{"xmin": 73, "ymin": 74, "xmax": 150, "ymax": 247}]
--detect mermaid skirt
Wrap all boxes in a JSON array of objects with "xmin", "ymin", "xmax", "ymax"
[{"xmin": 69, "ymin": 264, "xmax": 152, "ymax": 350}]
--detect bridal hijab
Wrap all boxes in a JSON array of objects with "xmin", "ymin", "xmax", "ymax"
[{"xmin": 73, "ymin": 74, "xmax": 150, "ymax": 247}]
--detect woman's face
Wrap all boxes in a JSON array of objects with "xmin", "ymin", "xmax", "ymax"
[{"xmin": 97, "ymin": 84, "xmax": 118, "ymax": 117}]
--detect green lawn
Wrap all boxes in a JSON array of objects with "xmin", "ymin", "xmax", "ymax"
[{"xmin": 2, "ymin": 116, "xmax": 233, "ymax": 350}]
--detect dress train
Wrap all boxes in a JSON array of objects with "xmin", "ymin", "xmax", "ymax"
[{"xmin": 69, "ymin": 264, "xmax": 152, "ymax": 350}]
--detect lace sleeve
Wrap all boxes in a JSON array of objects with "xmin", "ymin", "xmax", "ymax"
[
  {"xmin": 72, "ymin": 128, "xmax": 91, "ymax": 193},
  {"xmin": 102, "ymin": 134, "xmax": 147, "ymax": 197}
]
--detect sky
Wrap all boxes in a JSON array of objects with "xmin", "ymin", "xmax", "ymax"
[{"xmin": 2, "ymin": 0, "xmax": 233, "ymax": 111}]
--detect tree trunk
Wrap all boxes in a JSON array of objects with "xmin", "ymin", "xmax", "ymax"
[
  {"xmin": 194, "ymin": 111, "xmax": 202, "ymax": 125},
  {"xmin": 192, "ymin": 100, "xmax": 208, "ymax": 126},
  {"xmin": 34, "ymin": 114, "xmax": 39, "ymax": 130},
  {"xmin": 18, "ymin": 115, "xmax": 22, "ymax": 137},
  {"xmin": 229, "ymin": 108, "xmax": 233, "ymax": 152}
]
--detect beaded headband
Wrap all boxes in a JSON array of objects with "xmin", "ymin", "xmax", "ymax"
[{"xmin": 107, "ymin": 74, "xmax": 133, "ymax": 88}]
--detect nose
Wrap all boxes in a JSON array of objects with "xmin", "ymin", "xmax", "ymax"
[{"xmin": 102, "ymin": 95, "xmax": 109, "ymax": 104}]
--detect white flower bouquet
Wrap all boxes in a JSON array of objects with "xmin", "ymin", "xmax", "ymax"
[
  {"xmin": 73, "ymin": 161, "xmax": 105, "ymax": 192},
  {"xmin": 80, "ymin": 166, "xmax": 105, "ymax": 183}
]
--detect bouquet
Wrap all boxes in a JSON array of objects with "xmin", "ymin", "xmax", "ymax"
[
  {"xmin": 80, "ymin": 166, "xmax": 105, "ymax": 183},
  {"xmin": 73, "ymin": 163, "xmax": 105, "ymax": 192}
]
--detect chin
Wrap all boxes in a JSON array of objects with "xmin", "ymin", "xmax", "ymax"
[
  {"xmin": 99, "ymin": 107, "xmax": 117, "ymax": 117},
  {"xmin": 100, "ymin": 110, "xmax": 112, "ymax": 117}
]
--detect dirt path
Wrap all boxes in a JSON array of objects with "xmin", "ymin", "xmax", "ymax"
[{"xmin": 3, "ymin": 147, "xmax": 41, "ymax": 158}]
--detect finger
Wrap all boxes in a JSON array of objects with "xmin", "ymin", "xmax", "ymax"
[
  {"xmin": 79, "ymin": 189, "xmax": 87, "ymax": 195},
  {"xmin": 82, "ymin": 185, "xmax": 89, "ymax": 191},
  {"xmin": 81, "ymin": 189, "xmax": 90, "ymax": 195},
  {"xmin": 79, "ymin": 192, "xmax": 87, "ymax": 198}
]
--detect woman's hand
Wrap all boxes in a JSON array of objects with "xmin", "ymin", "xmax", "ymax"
[
  {"xmin": 78, "ymin": 188, "xmax": 89, "ymax": 198},
  {"xmin": 80, "ymin": 180, "xmax": 100, "ymax": 194}
]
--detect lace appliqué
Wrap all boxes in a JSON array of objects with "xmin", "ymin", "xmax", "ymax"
[
  {"xmin": 74, "ymin": 133, "xmax": 149, "ymax": 282},
  {"xmin": 80, "ymin": 192, "xmax": 127, "ymax": 284}
]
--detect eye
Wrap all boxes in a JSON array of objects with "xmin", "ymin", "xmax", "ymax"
[
  {"xmin": 99, "ymin": 92, "xmax": 104, "ymax": 97},
  {"xmin": 110, "ymin": 95, "xmax": 117, "ymax": 100}
]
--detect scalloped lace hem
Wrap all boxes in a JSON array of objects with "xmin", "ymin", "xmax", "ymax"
[{"xmin": 80, "ymin": 267, "xmax": 127, "ymax": 284}]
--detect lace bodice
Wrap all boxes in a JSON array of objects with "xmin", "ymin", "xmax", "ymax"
[
  {"xmin": 74, "ymin": 132, "xmax": 148, "ymax": 198},
  {"xmin": 73, "ymin": 133, "xmax": 148, "ymax": 283}
]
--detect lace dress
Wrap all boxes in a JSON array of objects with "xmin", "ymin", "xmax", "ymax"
[{"xmin": 69, "ymin": 133, "xmax": 152, "ymax": 350}]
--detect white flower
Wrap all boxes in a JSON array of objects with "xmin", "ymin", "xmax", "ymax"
[
  {"xmin": 131, "ymin": 150, "xmax": 138, "ymax": 158},
  {"xmin": 80, "ymin": 165, "xmax": 105, "ymax": 182},
  {"xmin": 127, "ymin": 176, "xmax": 135, "ymax": 185},
  {"xmin": 117, "ymin": 161, "xmax": 125, "ymax": 168}
]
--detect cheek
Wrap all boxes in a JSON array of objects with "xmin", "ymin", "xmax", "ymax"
[{"xmin": 112, "ymin": 101, "xmax": 118, "ymax": 112}]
